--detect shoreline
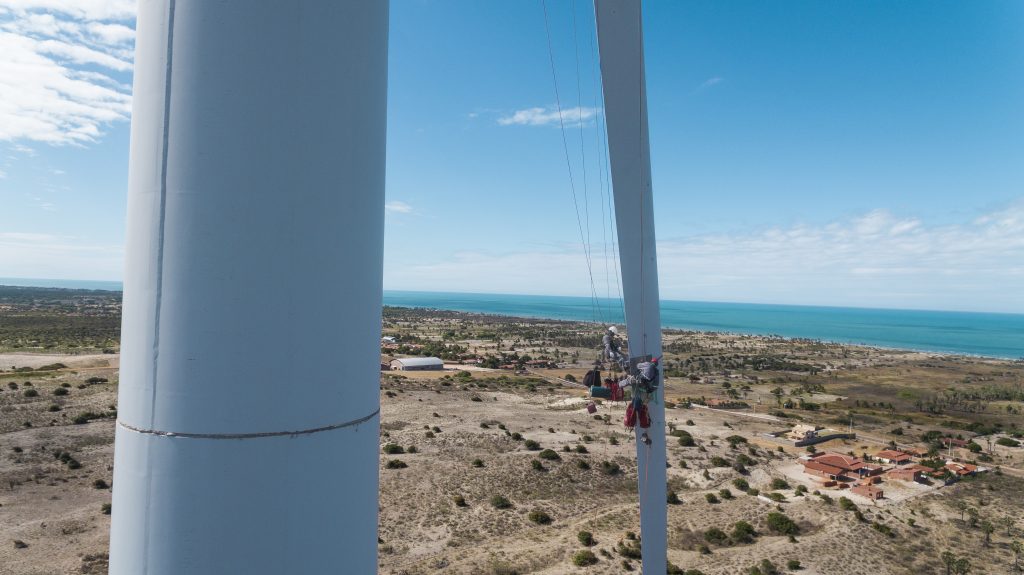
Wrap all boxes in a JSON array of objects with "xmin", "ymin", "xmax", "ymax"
[{"xmin": 384, "ymin": 304, "xmax": 1022, "ymax": 362}]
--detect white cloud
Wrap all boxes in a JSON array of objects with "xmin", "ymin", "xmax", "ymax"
[
  {"xmin": 698, "ymin": 76, "xmax": 723, "ymax": 90},
  {"xmin": 385, "ymin": 204, "xmax": 1024, "ymax": 313},
  {"xmin": 0, "ymin": 1, "xmax": 134, "ymax": 145},
  {"xmin": 385, "ymin": 200, "xmax": 414, "ymax": 214},
  {"xmin": 498, "ymin": 106, "xmax": 600, "ymax": 127},
  {"xmin": 0, "ymin": 230, "xmax": 123, "ymax": 279}
]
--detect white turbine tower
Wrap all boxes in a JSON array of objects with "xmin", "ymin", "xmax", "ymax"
[
  {"xmin": 109, "ymin": 1, "xmax": 388, "ymax": 573},
  {"xmin": 596, "ymin": 1, "xmax": 668, "ymax": 572}
]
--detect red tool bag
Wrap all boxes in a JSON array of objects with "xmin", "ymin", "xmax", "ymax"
[
  {"xmin": 624, "ymin": 402, "xmax": 651, "ymax": 430},
  {"xmin": 638, "ymin": 403, "xmax": 651, "ymax": 428},
  {"xmin": 622, "ymin": 401, "xmax": 647, "ymax": 427}
]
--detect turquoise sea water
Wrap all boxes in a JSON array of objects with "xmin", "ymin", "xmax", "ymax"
[
  {"xmin": 0, "ymin": 277, "xmax": 124, "ymax": 291},
  {"xmin": 383, "ymin": 290, "xmax": 1024, "ymax": 360},
  {"xmin": 3, "ymin": 279, "xmax": 1020, "ymax": 359}
]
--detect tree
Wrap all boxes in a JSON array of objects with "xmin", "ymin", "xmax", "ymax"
[
  {"xmin": 982, "ymin": 521, "xmax": 995, "ymax": 547},
  {"xmin": 967, "ymin": 507, "xmax": 980, "ymax": 528},
  {"xmin": 1011, "ymin": 540, "xmax": 1022, "ymax": 572},
  {"xmin": 942, "ymin": 551, "xmax": 956, "ymax": 575},
  {"xmin": 1002, "ymin": 515, "xmax": 1015, "ymax": 537},
  {"xmin": 953, "ymin": 557, "xmax": 971, "ymax": 575}
]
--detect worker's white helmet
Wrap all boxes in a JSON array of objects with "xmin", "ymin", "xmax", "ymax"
[{"xmin": 607, "ymin": 326, "xmax": 619, "ymax": 334}]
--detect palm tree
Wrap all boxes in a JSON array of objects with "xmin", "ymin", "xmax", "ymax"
[
  {"xmin": 1011, "ymin": 540, "xmax": 1022, "ymax": 572},
  {"xmin": 956, "ymin": 500, "xmax": 968, "ymax": 523}
]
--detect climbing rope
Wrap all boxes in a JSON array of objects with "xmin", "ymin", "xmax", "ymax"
[{"xmin": 541, "ymin": 0, "xmax": 604, "ymax": 325}]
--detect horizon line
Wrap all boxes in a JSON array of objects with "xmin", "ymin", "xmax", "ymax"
[{"xmin": 2, "ymin": 277, "xmax": 1021, "ymax": 317}]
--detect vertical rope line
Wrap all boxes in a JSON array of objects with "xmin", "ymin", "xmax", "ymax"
[
  {"xmin": 636, "ymin": 0, "xmax": 647, "ymax": 357},
  {"xmin": 571, "ymin": 0, "xmax": 600, "ymax": 323},
  {"xmin": 588, "ymin": 4, "xmax": 611, "ymax": 316},
  {"xmin": 541, "ymin": 0, "xmax": 602, "ymax": 325},
  {"xmin": 591, "ymin": 1, "xmax": 626, "ymax": 325}
]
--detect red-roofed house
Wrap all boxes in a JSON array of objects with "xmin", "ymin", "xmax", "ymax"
[
  {"xmin": 875, "ymin": 450, "xmax": 912, "ymax": 465},
  {"xmin": 800, "ymin": 452, "xmax": 882, "ymax": 481},
  {"xmin": 945, "ymin": 462, "xmax": 979, "ymax": 477},
  {"xmin": 851, "ymin": 484, "xmax": 884, "ymax": 500}
]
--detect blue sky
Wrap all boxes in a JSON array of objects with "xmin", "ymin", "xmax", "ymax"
[{"xmin": 1, "ymin": 1, "xmax": 1022, "ymax": 313}]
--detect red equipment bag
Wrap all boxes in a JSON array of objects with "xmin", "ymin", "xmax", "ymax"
[
  {"xmin": 637, "ymin": 403, "xmax": 651, "ymax": 429},
  {"xmin": 624, "ymin": 403, "xmax": 637, "ymax": 430},
  {"xmin": 586, "ymin": 401, "xmax": 597, "ymax": 414}
]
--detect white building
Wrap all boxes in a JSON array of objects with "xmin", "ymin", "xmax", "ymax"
[{"xmin": 390, "ymin": 357, "xmax": 444, "ymax": 371}]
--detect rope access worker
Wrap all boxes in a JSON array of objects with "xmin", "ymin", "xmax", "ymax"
[{"xmin": 602, "ymin": 325, "xmax": 627, "ymax": 368}]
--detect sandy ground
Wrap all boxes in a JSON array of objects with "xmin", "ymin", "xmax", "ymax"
[{"xmin": 3, "ymin": 352, "xmax": 1023, "ymax": 575}]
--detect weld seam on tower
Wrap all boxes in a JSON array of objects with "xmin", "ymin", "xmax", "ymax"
[{"xmin": 115, "ymin": 408, "xmax": 380, "ymax": 440}]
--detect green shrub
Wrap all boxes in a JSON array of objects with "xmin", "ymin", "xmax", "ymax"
[
  {"xmin": 531, "ymin": 459, "xmax": 545, "ymax": 471},
  {"xmin": 23, "ymin": 388, "xmax": 38, "ymax": 398},
  {"xmin": 616, "ymin": 539, "xmax": 642, "ymax": 559},
  {"xmin": 677, "ymin": 435, "xmax": 695, "ymax": 447},
  {"xmin": 667, "ymin": 490, "xmax": 682, "ymax": 504},
  {"xmin": 731, "ymin": 520, "xmax": 757, "ymax": 543},
  {"xmin": 719, "ymin": 489, "xmax": 734, "ymax": 500},
  {"xmin": 524, "ymin": 439, "xmax": 541, "ymax": 450},
  {"xmin": 101, "ymin": 503, "xmax": 111, "ymax": 515},
  {"xmin": 577, "ymin": 530, "xmax": 594, "ymax": 546},
  {"xmin": 786, "ymin": 559, "xmax": 801, "ymax": 570},
  {"xmin": 705, "ymin": 493, "xmax": 719, "ymax": 504},
  {"xmin": 767, "ymin": 492, "xmax": 786, "ymax": 502},
  {"xmin": 770, "ymin": 478, "xmax": 790, "ymax": 490},
  {"xmin": 385, "ymin": 459, "xmax": 407, "ymax": 469},
  {"xmin": 382, "ymin": 443, "xmax": 404, "ymax": 455},
  {"xmin": 574, "ymin": 445, "xmax": 589, "ymax": 454},
  {"xmin": 538, "ymin": 449, "xmax": 561, "ymax": 461},
  {"xmin": 53, "ymin": 387, "xmax": 69, "ymax": 396},
  {"xmin": 838, "ymin": 497, "xmax": 857, "ymax": 511},
  {"xmin": 472, "ymin": 458, "xmax": 484, "ymax": 468},
  {"xmin": 93, "ymin": 479, "xmax": 109, "ymax": 489},
  {"xmin": 453, "ymin": 495, "xmax": 467, "ymax": 507},
  {"xmin": 528, "ymin": 510, "xmax": 552, "ymax": 524},
  {"xmin": 747, "ymin": 488, "xmax": 760, "ymax": 496},
  {"xmin": 733, "ymin": 478, "xmax": 750, "ymax": 491},
  {"xmin": 490, "ymin": 495, "xmax": 512, "ymax": 509},
  {"xmin": 766, "ymin": 512, "xmax": 799, "ymax": 535},
  {"xmin": 599, "ymin": 461, "xmax": 620, "ymax": 475},
  {"xmin": 47, "ymin": 404, "xmax": 61, "ymax": 412},
  {"xmin": 709, "ymin": 456, "xmax": 730, "ymax": 467},
  {"xmin": 576, "ymin": 460, "xmax": 591, "ymax": 470},
  {"xmin": 997, "ymin": 437, "xmax": 1021, "ymax": 447},
  {"xmin": 726, "ymin": 435, "xmax": 748, "ymax": 447},
  {"xmin": 572, "ymin": 550, "xmax": 598, "ymax": 566},
  {"xmin": 703, "ymin": 527, "xmax": 728, "ymax": 544}
]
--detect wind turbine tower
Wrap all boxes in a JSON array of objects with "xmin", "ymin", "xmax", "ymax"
[{"xmin": 109, "ymin": 2, "xmax": 388, "ymax": 573}]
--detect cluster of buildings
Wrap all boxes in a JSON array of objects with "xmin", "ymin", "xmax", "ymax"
[{"xmin": 799, "ymin": 448, "xmax": 983, "ymax": 501}]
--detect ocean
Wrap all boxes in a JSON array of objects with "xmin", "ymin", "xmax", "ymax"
[
  {"xmin": 383, "ymin": 291, "xmax": 1024, "ymax": 360},
  {"xmin": 3, "ymin": 278, "xmax": 1021, "ymax": 359}
]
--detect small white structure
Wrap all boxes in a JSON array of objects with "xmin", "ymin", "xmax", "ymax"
[
  {"xmin": 391, "ymin": 357, "xmax": 444, "ymax": 371},
  {"xmin": 788, "ymin": 424, "xmax": 819, "ymax": 442}
]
